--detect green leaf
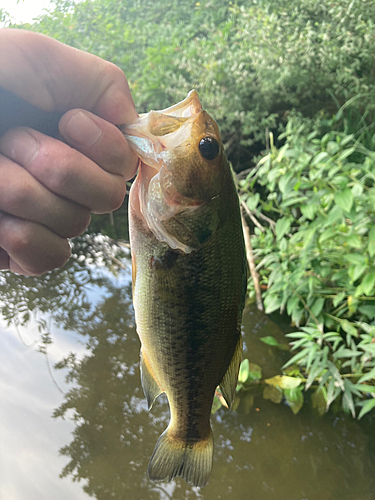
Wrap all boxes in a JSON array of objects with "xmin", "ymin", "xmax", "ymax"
[
  {"xmin": 260, "ymin": 336, "xmax": 280, "ymax": 347},
  {"xmin": 342, "ymin": 379, "xmax": 355, "ymax": 417},
  {"xmin": 246, "ymin": 193, "xmax": 260, "ymax": 211},
  {"xmin": 358, "ymin": 398, "xmax": 375, "ymax": 419},
  {"xmin": 301, "ymin": 204, "xmax": 317, "ymax": 220},
  {"xmin": 265, "ymin": 375, "xmax": 301, "ymax": 389},
  {"xmin": 238, "ymin": 360, "xmax": 262, "ymax": 383},
  {"xmin": 310, "ymin": 297, "xmax": 325, "ymax": 317},
  {"xmin": 247, "ymin": 363, "xmax": 263, "ymax": 382},
  {"xmin": 284, "ymin": 387, "xmax": 304, "ymax": 415},
  {"xmin": 327, "ymin": 361, "xmax": 344, "ymax": 389},
  {"xmin": 278, "ymin": 173, "xmax": 295, "ymax": 195},
  {"xmin": 355, "ymin": 385, "xmax": 375, "ymax": 394},
  {"xmin": 358, "ymin": 367, "xmax": 375, "ymax": 384},
  {"xmin": 283, "ymin": 347, "xmax": 311, "ymax": 368},
  {"xmin": 238, "ymin": 359, "xmax": 250, "ymax": 384},
  {"xmin": 345, "ymin": 234, "xmax": 362, "ymax": 248},
  {"xmin": 326, "ymin": 204, "xmax": 343, "ymax": 225},
  {"xmin": 334, "ymin": 189, "xmax": 353, "ymax": 212},
  {"xmin": 287, "ymin": 295, "xmax": 300, "ymax": 316},
  {"xmin": 303, "ymin": 227, "xmax": 316, "ymax": 245},
  {"xmin": 311, "ymin": 387, "xmax": 327, "ymax": 416},
  {"xmin": 333, "ymin": 292, "xmax": 345, "ymax": 307},
  {"xmin": 337, "ymin": 147, "xmax": 355, "ymax": 162},
  {"xmin": 311, "ymin": 151, "xmax": 329, "ymax": 166},
  {"xmin": 260, "ymin": 336, "xmax": 289, "ymax": 351},
  {"xmin": 344, "ymin": 254, "xmax": 366, "ymax": 265},
  {"xmin": 368, "ymin": 226, "xmax": 375, "ymax": 258},
  {"xmin": 275, "ymin": 217, "xmax": 292, "ymax": 240},
  {"xmin": 358, "ymin": 304, "xmax": 375, "ymax": 319},
  {"xmin": 351, "ymin": 183, "xmax": 363, "ymax": 197},
  {"xmin": 263, "ymin": 385, "xmax": 283, "ymax": 404},
  {"xmin": 264, "ymin": 294, "xmax": 282, "ymax": 314},
  {"xmin": 361, "ymin": 272, "xmax": 375, "ymax": 296},
  {"xmin": 340, "ymin": 320, "xmax": 358, "ymax": 338},
  {"xmin": 326, "ymin": 376, "xmax": 341, "ymax": 408},
  {"xmin": 350, "ymin": 263, "xmax": 368, "ymax": 282}
]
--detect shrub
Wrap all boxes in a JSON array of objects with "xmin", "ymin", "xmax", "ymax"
[
  {"xmin": 24, "ymin": 0, "xmax": 375, "ymax": 169},
  {"xmin": 239, "ymin": 110, "xmax": 375, "ymax": 418}
]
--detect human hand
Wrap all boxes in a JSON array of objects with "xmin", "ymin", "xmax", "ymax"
[{"xmin": 0, "ymin": 29, "xmax": 138, "ymax": 275}]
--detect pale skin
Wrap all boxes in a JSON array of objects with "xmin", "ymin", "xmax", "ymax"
[{"xmin": 0, "ymin": 29, "xmax": 139, "ymax": 275}]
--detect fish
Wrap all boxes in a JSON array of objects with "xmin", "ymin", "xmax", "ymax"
[{"xmin": 122, "ymin": 90, "xmax": 246, "ymax": 488}]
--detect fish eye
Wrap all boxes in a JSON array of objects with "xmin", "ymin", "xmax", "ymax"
[{"xmin": 198, "ymin": 137, "xmax": 220, "ymax": 161}]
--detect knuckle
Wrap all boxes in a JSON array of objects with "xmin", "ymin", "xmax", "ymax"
[
  {"xmin": 30, "ymin": 145, "xmax": 76, "ymax": 194},
  {"xmin": 3, "ymin": 177, "xmax": 31, "ymax": 214},
  {"xmin": 46, "ymin": 154, "xmax": 75, "ymax": 193},
  {"xmin": 7, "ymin": 223, "xmax": 34, "ymax": 256}
]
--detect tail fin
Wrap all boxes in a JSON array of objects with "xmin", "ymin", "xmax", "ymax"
[{"xmin": 148, "ymin": 428, "xmax": 214, "ymax": 488}]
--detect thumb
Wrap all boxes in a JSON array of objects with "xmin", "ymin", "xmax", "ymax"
[{"xmin": 0, "ymin": 29, "xmax": 137, "ymax": 125}]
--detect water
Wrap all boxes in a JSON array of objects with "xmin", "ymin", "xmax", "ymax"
[{"xmin": 1, "ymin": 235, "xmax": 374, "ymax": 500}]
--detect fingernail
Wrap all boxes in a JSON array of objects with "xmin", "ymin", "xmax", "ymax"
[
  {"xmin": 0, "ymin": 129, "xmax": 39, "ymax": 165},
  {"xmin": 64, "ymin": 111, "xmax": 102, "ymax": 147}
]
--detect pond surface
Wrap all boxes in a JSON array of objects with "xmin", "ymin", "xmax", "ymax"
[{"xmin": 1, "ymin": 235, "xmax": 374, "ymax": 500}]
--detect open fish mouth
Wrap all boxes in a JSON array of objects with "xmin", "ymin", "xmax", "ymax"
[
  {"xmin": 121, "ymin": 91, "xmax": 209, "ymax": 253},
  {"xmin": 120, "ymin": 90, "xmax": 203, "ymax": 171}
]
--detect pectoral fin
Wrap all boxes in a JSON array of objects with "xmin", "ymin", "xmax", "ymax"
[
  {"xmin": 219, "ymin": 335, "xmax": 243, "ymax": 408},
  {"xmin": 141, "ymin": 351, "xmax": 163, "ymax": 410}
]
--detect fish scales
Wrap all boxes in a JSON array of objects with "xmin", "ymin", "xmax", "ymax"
[{"xmin": 123, "ymin": 90, "xmax": 246, "ymax": 487}]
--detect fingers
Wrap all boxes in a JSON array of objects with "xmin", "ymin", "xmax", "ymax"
[
  {"xmin": 0, "ymin": 122, "xmax": 137, "ymax": 215},
  {"xmin": 58, "ymin": 109, "xmax": 139, "ymax": 177},
  {"xmin": 0, "ymin": 212, "xmax": 71, "ymax": 276},
  {"xmin": 0, "ymin": 29, "xmax": 138, "ymax": 125},
  {"xmin": 0, "ymin": 153, "xmax": 91, "ymax": 238}
]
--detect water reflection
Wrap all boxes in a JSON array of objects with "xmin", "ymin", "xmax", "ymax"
[{"xmin": 1, "ymin": 235, "xmax": 375, "ymax": 500}]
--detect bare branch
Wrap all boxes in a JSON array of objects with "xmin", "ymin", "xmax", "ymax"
[{"xmin": 241, "ymin": 209, "xmax": 264, "ymax": 312}]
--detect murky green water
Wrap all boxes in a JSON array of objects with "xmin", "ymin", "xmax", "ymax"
[{"xmin": 1, "ymin": 235, "xmax": 374, "ymax": 500}]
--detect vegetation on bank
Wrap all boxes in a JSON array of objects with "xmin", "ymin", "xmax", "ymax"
[
  {"xmin": 4, "ymin": 0, "xmax": 375, "ymax": 417},
  {"xmin": 236, "ymin": 106, "xmax": 375, "ymax": 419}
]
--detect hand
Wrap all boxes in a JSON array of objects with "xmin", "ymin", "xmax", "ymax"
[{"xmin": 0, "ymin": 29, "xmax": 138, "ymax": 275}]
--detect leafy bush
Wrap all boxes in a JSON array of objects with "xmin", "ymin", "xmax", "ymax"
[
  {"xmin": 23, "ymin": 0, "xmax": 375, "ymax": 169},
  {"xmin": 240, "ymin": 112, "xmax": 375, "ymax": 418}
]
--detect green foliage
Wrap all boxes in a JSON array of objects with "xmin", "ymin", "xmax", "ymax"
[
  {"xmin": 18, "ymin": 0, "xmax": 375, "ymax": 171},
  {"xmin": 213, "ymin": 359, "xmax": 306, "ymax": 416},
  {"xmin": 240, "ymin": 110, "xmax": 375, "ymax": 418}
]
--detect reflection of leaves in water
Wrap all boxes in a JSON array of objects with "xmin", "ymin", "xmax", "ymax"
[
  {"xmin": 51, "ymin": 274, "xmax": 203, "ymax": 499},
  {"xmin": 3, "ymin": 235, "xmax": 375, "ymax": 499},
  {"xmin": 53, "ymin": 284, "xmax": 160, "ymax": 499},
  {"xmin": 0, "ymin": 235, "xmax": 126, "ymax": 331}
]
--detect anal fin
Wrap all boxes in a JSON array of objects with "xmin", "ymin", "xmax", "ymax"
[
  {"xmin": 219, "ymin": 335, "xmax": 243, "ymax": 409},
  {"xmin": 141, "ymin": 351, "xmax": 163, "ymax": 410}
]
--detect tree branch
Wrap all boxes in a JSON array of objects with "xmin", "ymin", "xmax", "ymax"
[{"xmin": 241, "ymin": 209, "xmax": 264, "ymax": 312}]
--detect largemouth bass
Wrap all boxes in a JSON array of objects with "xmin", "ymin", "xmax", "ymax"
[{"xmin": 123, "ymin": 91, "xmax": 246, "ymax": 488}]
